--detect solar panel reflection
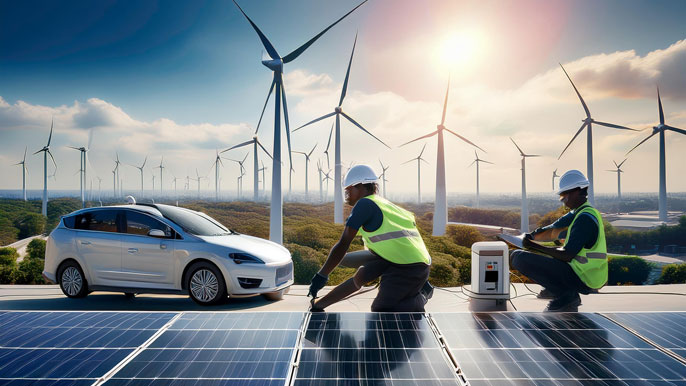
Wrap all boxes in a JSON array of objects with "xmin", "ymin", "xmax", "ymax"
[{"xmin": 605, "ymin": 312, "xmax": 686, "ymax": 361}]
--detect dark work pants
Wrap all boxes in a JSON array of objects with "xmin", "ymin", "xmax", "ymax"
[{"xmin": 510, "ymin": 249, "xmax": 590, "ymax": 299}]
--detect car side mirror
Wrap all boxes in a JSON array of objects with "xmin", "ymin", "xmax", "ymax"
[{"xmin": 148, "ymin": 229, "xmax": 166, "ymax": 238}]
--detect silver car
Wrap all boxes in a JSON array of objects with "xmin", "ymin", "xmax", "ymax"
[{"xmin": 43, "ymin": 203, "xmax": 293, "ymax": 305}]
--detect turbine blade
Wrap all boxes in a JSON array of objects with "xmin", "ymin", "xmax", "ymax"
[
  {"xmin": 241, "ymin": 152, "xmax": 249, "ymax": 163},
  {"xmin": 559, "ymin": 63, "xmax": 591, "ymax": 118},
  {"xmin": 592, "ymin": 120, "xmax": 636, "ymax": 131},
  {"xmin": 281, "ymin": 82, "xmax": 294, "ymax": 169},
  {"xmin": 341, "ymin": 112, "xmax": 390, "ymax": 149},
  {"xmin": 48, "ymin": 150, "xmax": 57, "ymax": 169},
  {"xmin": 221, "ymin": 139, "xmax": 253, "ymax": 153},
  {"xmin": 469, "ymin": 159, "xmax": 476, "ymax": 167},
  {"xmin": 23, "ymin": 147, "xmax": 27, "ymax": 162},
  {"xmin": 618, "ymin": 158, "xmax": 628, "ymax": 168},
  {"xmin": 87, "ymin": 128, "xmax": 93, "ymax": 150},
  {"xmin": 400, "ymin": 158, "xmax": 415, "ymax": 165},
  {"xmin": 420, "ymin": 158, "xmax": 430, "ymax": 165},
  {"xmin": 47, "ymin": 118, "xmax": 54, "ymax": 146},
  {"xmin": 67, "ymin": 146, "xmax": 80, "ymax": 150},
  {"xmin": 613, "ymin": 160, "xmax": 620, "ymax": 169},
  {"xmin": 665, "ymin": 126, "xmax": 686, "ymax": 135},
  {"xmin": 444, "ymin": 127, "xmax": 485, "ymax": 152},
  {"xmin": 293, "ymin": 111, "xmax": 336, "ymax": 132},
  {"xmin": 282, "ymin": 0, "xmax": 367, "ymax": 63},
  {"xmin": 558, "ymin": 121, "xmax": 588, "ymax": 160},
  {"xmin": 325, "ymin": 122, "xmax": 334, "ymax": 153},
  {"xmin": 657, "ymin": 86, "xmax": 664, "ymax": 125},
  {"xmin": 441, "ymin": 74, "xmax": 450, "ymax": 125},
  {"xmin": 308, "ymin": 143, "xmax": 317, "ymax": 157},
  {"xmin": 510, "ymin": 137, "xmax": 524, "ymax": 156},
  {"xmin": 256, "ymin": 80, "xmax": 276, "ymax": 134},
  {"xmin": 256, "ymin": 140, "xmax": 274, "ymax": 159},
  {"xmin": 232, "ymin": 0, "xmax": 280, "ymax": 59},
  {"xmin": 141, "ymin": 156, "xmax": 147, "ymax": 168},
  {"xmin": 418, "ymin": 143, "xmax": 427, "ymax": 158},
  {"xmin": 339, "ymin": 32, "xmax": 357, "ymax": 107},
  {"xmin": 626, "ymin": 131, "xmax": 657, "ymax": 156},
  {"xmin": 482, "ymin": 160, "xmax": 495, "ymax": 165},
  {"xmin": 399, "ymin": 130, "xmax": 438, "ymax": 147}
]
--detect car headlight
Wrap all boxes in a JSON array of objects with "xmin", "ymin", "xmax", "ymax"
[{"xmin": 229, "ymin": 252, "xmax": 265, "ymax": 264}]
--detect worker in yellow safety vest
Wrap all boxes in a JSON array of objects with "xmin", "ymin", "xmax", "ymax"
[
  {"xmin": 512, "ymin": 169, "xmax": 607, "ymax": 312},
  {"xmin": 308, "ymin": 165, "xmax": 433, "ymax": 312}
]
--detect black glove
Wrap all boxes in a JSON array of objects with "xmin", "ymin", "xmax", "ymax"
[
  {"xmin": 308, "ymin": 273, "xmax": 328, "ymax": 299},
  {"xmin": 522, "ymin": 233, "xmax": 535, "ymax": 248}
]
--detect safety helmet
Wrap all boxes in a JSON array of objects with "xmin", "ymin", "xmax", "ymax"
[
  {"xmin": 343, "ymin": 165, "xmax": 378, "ymax": 188},
  {"xmin": 556, "ymin": 170, "xmax": 589, "ymax": 195}
]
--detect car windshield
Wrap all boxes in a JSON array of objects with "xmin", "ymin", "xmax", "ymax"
[{"xmin": 156, "ymin": 205, "xmax": 235, "ymax": 236}]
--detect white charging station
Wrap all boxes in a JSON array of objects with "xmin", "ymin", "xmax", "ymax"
[{"xmin": 465, "ymin": 241, "xmax": 510, "ymax": 301}]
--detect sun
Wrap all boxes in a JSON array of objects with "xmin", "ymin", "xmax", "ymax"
[{"xmin": 433, "ymin": 30, "xmax": 485, "ymax": 73}]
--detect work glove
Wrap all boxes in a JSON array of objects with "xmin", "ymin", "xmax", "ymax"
[
  {"xmin": 522, "ymin": 233, "xmax": 535, "ymax": 249},
  {"xmin": 308, "ymin": 273, "xmax": 328, "ymax": 299}
]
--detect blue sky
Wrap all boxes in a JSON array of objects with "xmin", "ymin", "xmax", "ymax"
[{"xmin": 1, "ymin": 0, "xmax": 686, "ymax": 197}]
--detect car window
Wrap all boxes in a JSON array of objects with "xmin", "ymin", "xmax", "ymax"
[
  {"xmin": 75, "ymin": 210, "xmax": 118, "ymax": 233},
  {"xmin": 125, "ymin": 211, "xmax": 172, "ymax": 237},
  {"xmin": 156, "ymin": 205, "xmax": 232, "ymax": 236}
]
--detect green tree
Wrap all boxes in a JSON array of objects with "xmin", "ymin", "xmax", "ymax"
[
  {"xmin": 0, "ymin": 247, "xmax": 18, "ymax": 284},
  {"xmin": 657, "ymin": 264, "xmax": 686, "ymax": 284},
  {"xmin": 15, "ymin": 257, "xmax": 45, "ymax": 284},
  {"xmin": 14, "ymin": 213, "xmax": 46, "ymax": 239},
  {"xmin": 445, "ymin": 225, "xmax": 484, "ymax": 248},
  {"xmin": 27, "ymin": 238, "xmax": 46, "ymax": 260}
]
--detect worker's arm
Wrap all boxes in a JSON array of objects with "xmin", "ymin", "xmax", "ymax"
[
  {"xmin": 522, "ymin": 237, "xmax": 576, "ymax": 263},
  {"xmin": 318, "ymin": 226, "xmax": 358, "ymax": 277},
  {"xmin": 529, "ymin": 211, "xmax": 574, "ymax": 241},
  {"xmin": 523, "ymin": 213, "xmax": 598, "ymax": 263}
]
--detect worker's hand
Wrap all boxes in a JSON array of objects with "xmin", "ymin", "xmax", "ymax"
[
  {"xmin": 308, "ymin": 273, "xmax": 328, "ymax": 299},
  {"xmin": 522, "ymin": 233, "xmax": 535, "ymax": 249}
]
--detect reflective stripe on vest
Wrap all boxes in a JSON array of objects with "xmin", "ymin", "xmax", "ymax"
[
  {"xmin": 564, "ymin": 203, "xmax": 608, "ymax": 289},
  {"xmin": 357, "ymin": 195, "xmax": 431, "ymax": 265}
]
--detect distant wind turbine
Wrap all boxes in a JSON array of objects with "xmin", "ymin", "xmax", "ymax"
[
  {"xmin": 323, "ymin": 169, "xmax": 333, "ymax": 199},
  {"xmin": 606, "ymin": 159, "xmax": 627, "ymax": 200},
  {"xmin": 13, "ymin": 147, "xmax": 28, "ymax": 201},
  {"xmin": 129, "ymin": 156, "xmax": 147, "ymax": 198},
  {"xmin": 558, "ymin": 63, "xmax": 637, "ymax": 206},
  {"xmin": 626, "ymin": 87, "xmax": 686, "ymax": 221},
  {"xmin": 233, "ymin": 0, "xmax": 367, "ymax": 243},
  {"xmin": 552, "ymin": 169, "xmax": 560, "ymax": 191},
  {"xmin": 295, "ymin": 34, "xmax": 389, "ymax": 223},
  {"xmin": 400, "ymin": 77, "xmax": 484, "ymax": 236},
  {"xmin": 293, "ymin": 144, "xmax": 317, "ymax": 198},
  {"xmin": 210, "ymin": 151, "xmax": 225, "ymax": 201},
  {"xmin": 401, "ymin": 143, "xmax": 429, "ymax": 204},
  {"xmin": 225, "ymin": 153, "xmax": 249, "ymax": 199},
  {"xmin": 511, "ymin": 138, "xmax": 539, "ymax": 233},
  {"xmin": 222, "ymin": 135, "xmax": 272, "ymax": 201},
  {"xmin": 193, "ymin": 168, "xmax": 207, "ymax": 199},
  {"xmin": 469, "ymin": 150, "xmax": 493, "ymax": 209},
  {"xmin": 258, "ymin": 160, "xmax": 267, "ymax": 198},
  {"xmin": 378, "ymin": 159, "xmax": 389, "ymax": 198},
  {"xmin": 316, "ymin": 160, "xmax": 324, "ymax": 202},
  {"xmin": 34, "ymin": 119, "xmax": 57, "ymax": 216},
  {"xmin": 113, "ymin": 152, "xmax": 121, "ymax": 197},
  {"xmin": 158, "ymin": 157, "xmax": 164, "ymax": 197},
  {"xmin": 67, "ymin": 129, "xmax": 93, "ymax": 208}
]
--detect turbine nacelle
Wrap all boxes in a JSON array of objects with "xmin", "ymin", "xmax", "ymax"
[
  {"xmin": 437, "ymin": 124, "xmax": 445, "ymax": 131},
  {"xmin": 261, "ymin": 58, "xmax": 283, "ymax": 72},
  {"xmin": 334, "ymin": 106, "xmax": 342, "ymax": 114}
]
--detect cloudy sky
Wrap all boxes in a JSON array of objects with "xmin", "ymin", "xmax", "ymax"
[{"xmin": 1, "ymin": 0, "xmax": 685, "ymax": 198}]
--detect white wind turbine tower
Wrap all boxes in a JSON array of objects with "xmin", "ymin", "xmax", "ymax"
[
  {"xmin": 171, "ymin": 175, "xmax": 180, "ymax": 204},
  {"xmin": 294, "ymin": 34, "xmax": 390, "ymax": 223},
  {"xmin": 233, "ymin": 0, "xmax": 367, "ymax": 243},
  {"xmin": 469, "ymin": 150, "xmax": 493, "ymax": 209},
  {"xmin": 111, "ymin": 168, "xmax": 116, "ymax": 197},
  {"xmin": 557, "ymin": 64, "xmax": 636, "ymax": 206},
  {"xmin": 151, "ymin": 174, "xmax": 156, "ymax": 200},
  {"xmin": 222, "ymin": 135, "xmax": 272, "ymax": 202},
  {"xmin": 316, "ymin": 160, "xmax": 324, "ymax": 202},
  {"xmin": 113, "ymin": 153, "xmax": 121, "ymax": 197},
  {"xmin": 67, "ymin": 129, "xmax": 93, "ymax": 208},
  {"xmin": 237, "ymin": 169, "xmax": 246, "ymax": 200},
  {"xmin": 511, "ymin": 138, "xmax": 540, "ymax": 233},
  {"xmin": 293, "ymin": 144, "xmax": 317, "ymax": 199},
  {"xmin": 379, "ymin": 160, "xmax": 389, "ymax": 198},
  {"xmin": 606, "ymin": 159, "xmax": 627, "ymax": 200},
  {"xmin": 130, "ymin": 156, "xmax": 147, "ymax": 199},
  {"xmin": 323, "ymin": 169, "xmax": 333, "ymax": 200},
  {"xmin": 210, "ymin": 151, "xmax": 225, "ymax": 201},
  {"xmin": 400, "ymin": 77, "xmax": 484, "ymax": 236},
  {"xmin": 401, "ymin": 144, "xmax": 429, "ymax": 204},
  {"xmin": 157, "ymin": 157, "xmax": 164, "ymax": 197},
  {"xmin": 95, "ymin": 176, "xmax": 103, "ymax": 206},
  {"xmin": 626, "ymin": 87, "xmax": 686, "ymax": 221},
  {"xmin": 193, "ymin": 168, "xmax": 207, "ymax": 199},
  {"xmin": 34, "ymin": 119, "xmax": 57, "ymax": 216},
  {"xmin": 224, "ymin": 153, "xmax": 248, "ymax": 199},
  {"xmin": 259, "ymin": 161, "xmax": 267, "ymax": 199},
  {"xmin": 552, "ymin": 169, "xmax": 560, "ymax": 191},
  {"xmin": 13, "ymin": 147, "xmax": 28, "ymax": 201}
]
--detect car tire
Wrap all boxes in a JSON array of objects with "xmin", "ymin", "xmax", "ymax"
[
  {"xmin": 262, "ymin": 286, "xmax": 290, "ymax": 301},
  {"xmin": 186, "ymin": 262, "xmax": 226, "ymax": 306},
  {"xmin": 58, "ymin": 261, "xmax": 88, "ymax": 298}
]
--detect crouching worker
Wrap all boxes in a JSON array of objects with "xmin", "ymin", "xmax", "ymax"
[
  {"xmin": 511, "ymin": 170, "xmax": 607, "ymax": 312},
  {"xmin": 308, "ymin": 165, "xmax": 432, "ymax": 312}
]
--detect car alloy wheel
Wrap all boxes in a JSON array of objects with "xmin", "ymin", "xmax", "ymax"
[
  {"xmin": 190, "ymin": 269, "xmax": 219, "ymax": 303},
  {"xmin": 62, "ymin": 267, "xmax": 83, "ymax": 297}
]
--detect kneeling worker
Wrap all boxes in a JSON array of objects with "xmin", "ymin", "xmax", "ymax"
[
  {"xmin": 308, "ymin": 165, "xmax": 432, "ymax": 312},
  {"xmin": 512, "ymin": 170, "xmax": 607, "ymax": 312}
]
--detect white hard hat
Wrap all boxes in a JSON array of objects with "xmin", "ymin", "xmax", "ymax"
[
  {"xmin": 343, "ymin": 165, "xmax": 378, "ymax": 188},
  {"xmin": 126, "ymin": 195, "xmax": 137, "ymax": 205},
  {"xmin": 556, "ymin": 170, "xmax": 589, "ymax": 195}
]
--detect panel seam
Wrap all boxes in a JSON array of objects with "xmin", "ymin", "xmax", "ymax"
[
  {"xmin": 426, "ymin": 312, "xmax": 471, "ymax": 386},
  {"xmin": 285, "ymin": 312, "xmax": 310, "ymax": 386}
]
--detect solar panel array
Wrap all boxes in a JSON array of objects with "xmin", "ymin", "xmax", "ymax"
[{"xmin": 0, "ymin": 311, "xmax": 684, "ymax": 386}]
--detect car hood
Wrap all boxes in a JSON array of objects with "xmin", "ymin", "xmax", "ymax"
[{"xmin": 198, "ymin": 234, "xmax": 291, "ymax": 264}]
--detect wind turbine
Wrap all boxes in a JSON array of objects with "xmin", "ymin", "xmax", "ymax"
[
  {"xmin": 193, "ymin": 168, "xmax": 207, "ymax": 199},
  {"xmin": 130, "ymin": 156, "xmax": 147, "ymax": 198},
  {"xmin": 293, "ymin": 144, "xmax": 317, "ymax": 198},
  {"xmin": 237, "ymin": 169, "xmax": 246, "ymax": 200},
  {"xmin": 158, "ymin": 157, "xmax": 164, "ymax": 197},
  {"xmin": 400, "ymin": 77, "xmax": 484, "ymax": 235},
  {"xmin": 171, "ymin": 175, "xmax": 180, "ymax": 204},
  {"xmin": 606, "ymin": 159, "xmax": 627, "ymax": 200},
  {"xmin": 294, "ymin": 34, "xmax": 389, "ymax": 223},
  {"xmin": 34, "ymin": 119, "xmax": 57, "ymax": 216},
  {"xmin": 67, "ymin": 130, "xmax": 92, "ymax": 208},
  {"xmin": 511, "ymin": 138, "xmax": 539, "ymax": 233},
  {"xmin": 224, "ymin": 153, "xmax": 249, "ymax": 199},
  {"xmin": 316, "ymin": 160, "xmax": 324, "ymax": 202},
  {"xmin": 378, "ymin": 160, "xmax": 389, "ymax": 198},
  {"xmin": 258, "ymin": 160, "xmax": 267, "ymax": 198},
  {"xmin": 222, "ymin": 135, "xmax": 273, "ymax": 202},
  {"xmin": 323, "ymin": 169, "xmax": 333, "ymax": 200},
  {"xmin": 401, "ymin": 144, "xmax": 429, "ymax": 204},
  {"xmin": 113, "ymin": 152, "xmax": 121, "ymax": 197},
  {"xmin": 95, "ymin": 176, "xmax": 103, "ymax": 206},
  {"xmin": 111, "ymin": 168, "xmax": 117, "ymax": 197},
  {"xmin": 557, "ymin": 63, "xmax": 637, "ymax": 206},
  {"xmin": 233, "ymin": 0, "xmax": 367, "ymax": 243},
  {"xmin": 210, "ymin": 151, "xmax": 225, "ymax": 201},
  {"xmin": 552, "ymin": 169, "xmax": 560, "ymax": 191},
  {"xmin": 13, "ymin": 147, "xmax": 28, "ymax": 201},
  {"xmin": 469, "ymin": 150, "xmax": 493, "ymax": 209}
]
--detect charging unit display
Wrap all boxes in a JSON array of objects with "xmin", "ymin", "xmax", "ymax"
[{"xmin": 465, "ymin": 241, "xmax": 510, "ymax": 303}]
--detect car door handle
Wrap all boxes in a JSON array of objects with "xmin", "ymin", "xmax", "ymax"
[
  {"xmin": 80, "ymin": 241, "xmax": 91, "ymax": 245},
  {"xmin": 127, "ymin": 248, "xmax": 138, "ymax": 254},
  {"xmin": 160, "ymin": 244, "xmax": 167, "ymax": 250}
]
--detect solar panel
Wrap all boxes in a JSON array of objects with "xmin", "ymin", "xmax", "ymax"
[
  {"xmin": 604, "ymin": 312, "xmax": 686, "ymax": 360},
  {"xmin": 105, "ymin": 312, "xmax": 305, "ymax": 385},
  {"xmin": 432, "ymin": 312, "xmax": 686, "ymax": 384},
  {"xmin": 294, "ymin": 313, "xmax": 462, "ymax": 385}
]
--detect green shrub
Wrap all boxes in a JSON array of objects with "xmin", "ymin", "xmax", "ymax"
[
  {"xmin": 15, "ymin": 257, "xmax": 45, "ymax": 284},
  {"xmin": 27, "ymin": 238, "xmax": 46, "ymax": 260},
  {"xmin": 445, "ymin": 225, "xmax": 484, "ymax": 249},
  {"xmin": 286, "ymin": 243, "xmax": 325, "ymax": 285},
  {"xmin": 428, "ymin": 252, "xmax": 471, "ymax": 287},
  {"xmin": 14, "ymin": 213, "xmax": 46, "ymax": 239},
  {"xmin": 608, "ymin": 255, "xmax": 653, "ymax": 285},
  {"xmin": 0, "ymin": 265, "xmax": 16, "ymax": 284},
  {"xmin": 657, "ymin": 264, "xmax": 686, "ymax": 284},
  {"xmin": 0, "ymin": 247, "xmax": 19, "ymax": 266}
]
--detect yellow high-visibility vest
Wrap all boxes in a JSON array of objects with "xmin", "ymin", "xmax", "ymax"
[{"xmin": 565, "ymin": 203, "xmax": 608, "ymax": 289}]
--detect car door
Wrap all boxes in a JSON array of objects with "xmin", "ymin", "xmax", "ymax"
[
  {"xmin": 120, "ymin": 210, "xmax": 176, "ymax": 286},
  {"xmin": 75, "ymin": 209, "xmax": 123, "ymax": 285}
]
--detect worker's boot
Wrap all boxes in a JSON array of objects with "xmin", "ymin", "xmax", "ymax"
[{"xmin": 311, "ymin": 278, "xmax": 360, "ymax": 311}]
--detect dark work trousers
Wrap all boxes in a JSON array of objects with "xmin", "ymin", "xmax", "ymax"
[
  {"xmin": 510, "ymin": 249, "xmax": 590, "ymax": 298},
  {"xmin": 340, "ymin": 250, "xmax": 430, "ymax": 312}
]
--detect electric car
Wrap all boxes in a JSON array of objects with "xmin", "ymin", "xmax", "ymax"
[{"xmin": 43, "ymin": 203, "xmax": 293, "ymax": 305}]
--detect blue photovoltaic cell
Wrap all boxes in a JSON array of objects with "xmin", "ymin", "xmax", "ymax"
[
  {"xmin": 0, "ymin": 348, "xmax": 131, "ymax": 379},
  {"xmin": 295, "ymin": 313, "xmax": 461, "ymax": 385},
  {"xmin": 104, "ymin": 380, "xmax": 285, "ymax": 386},
  {"xmin": 432, "ymin": 312, "xmax": 686, "ymax": 384},
  {"xmin": 169, "ymin": 312, "xmax": 303, "ymax": 330},
  {"xmin": 2, "ymin": 380, "xmax": 97, "ymax": 386},
  {"xmin": 605, "ymin": 312, "xmax": 686, "ymax": 359}
]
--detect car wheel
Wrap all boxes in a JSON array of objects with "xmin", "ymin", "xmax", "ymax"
[
  {"xmin": 58, "ymin": 261, "xmax": 88, "ymax": 298},
  {"xmin": 186, "ymin": 262, "xmax": 226, "ymax": 306},
  {"xmin": 263, "ymin": 286, "xmax": 290, "ymax": 301}
]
